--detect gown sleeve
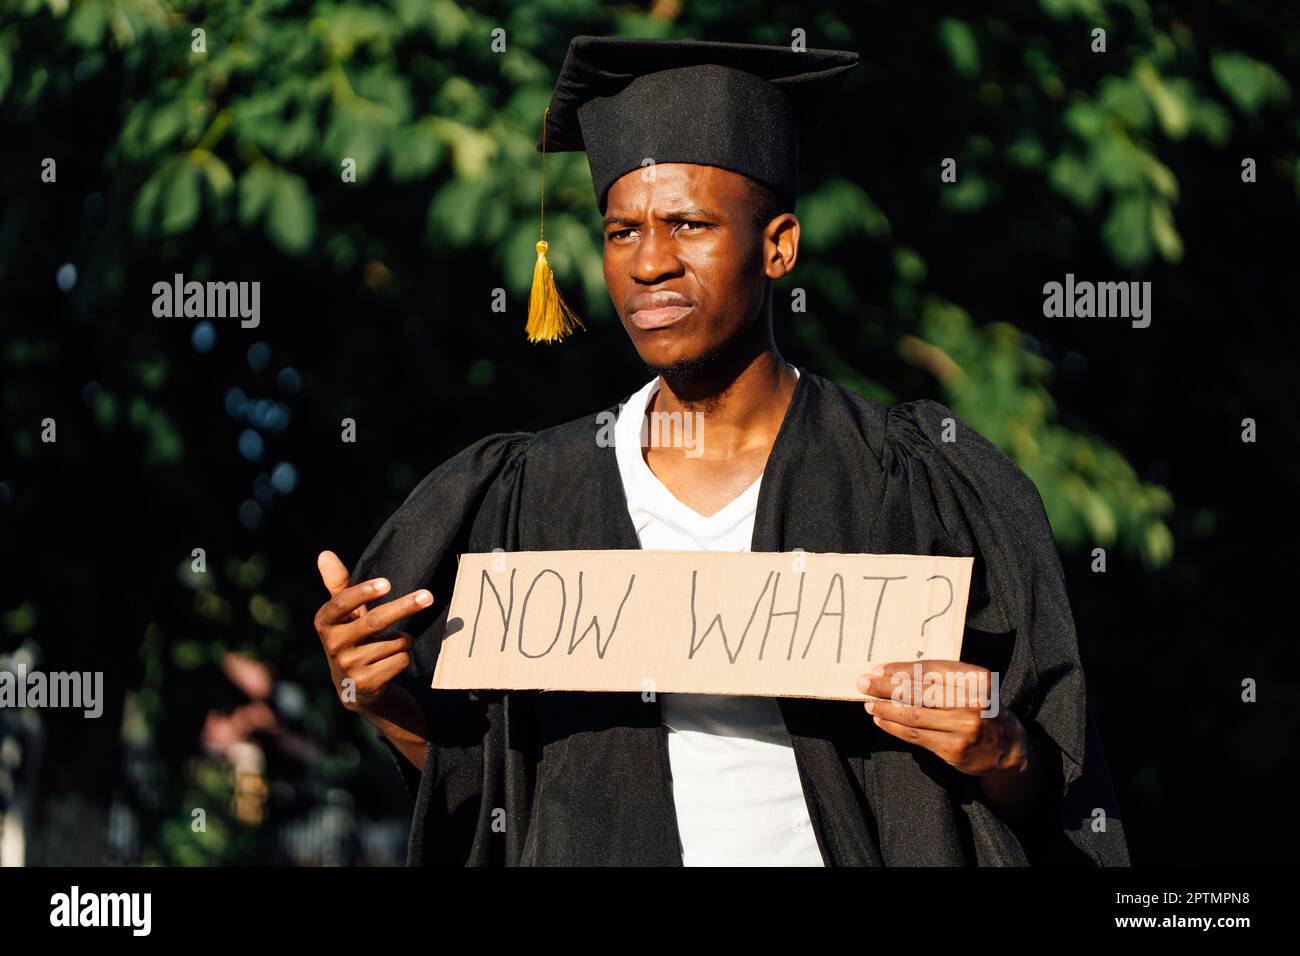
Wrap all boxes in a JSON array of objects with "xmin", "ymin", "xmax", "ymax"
[
  {"xmin": 346, "ymin": 431, "xmax": 532, "ymax": 858},
  {"xmin": 882, "ymin": 399, "xmax": 1131, "ymax": 865}
]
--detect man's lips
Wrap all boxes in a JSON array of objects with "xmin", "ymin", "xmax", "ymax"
[
  {"xmin": 630, "ymin": 305, "xmax": 694, "ymax": 330},
  {"xmin": 628, "ymin": 292, "xmax": 694, "ymax": 330}
]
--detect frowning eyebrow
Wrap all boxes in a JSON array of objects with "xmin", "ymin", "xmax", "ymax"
[{"xmin": 603, "ymin": 206, "xmax": 724, "ymax": 228}]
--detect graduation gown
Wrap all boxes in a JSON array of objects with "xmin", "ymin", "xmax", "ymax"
[{"xmin": 350, "ymin": 367, "xmax": 1131, "ymax": 866}]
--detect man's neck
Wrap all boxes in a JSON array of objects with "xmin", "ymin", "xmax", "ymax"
[{"xmin": 648, "ymin": 348, "xmax": 798, "ymax": 461}]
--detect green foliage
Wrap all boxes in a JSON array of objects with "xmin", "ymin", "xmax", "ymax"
[
  {"xmin": 918, "ymin": 299, "xmax": 1174, "ymax": 567},
  {"xmin": 1211, "ymin": 51, "xmax": 1291, "ymax": 115}
]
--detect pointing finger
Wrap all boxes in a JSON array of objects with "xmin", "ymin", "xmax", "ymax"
[
  {"xmin": 319, "ymin": 577, "xmax": 392, "ymax": 627},
  {"xmin": 342, "ymin": 589, "xmax": 434, "ymax": 640}
]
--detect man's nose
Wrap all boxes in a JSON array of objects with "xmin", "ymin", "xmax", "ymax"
[{"xmin": 634, "ymin": 227, "xmax": 684, "ymax": 282}]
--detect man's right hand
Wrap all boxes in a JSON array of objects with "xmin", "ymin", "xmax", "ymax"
[{"xmin": 313, "ymin": 550, "xmax": 433, "ymax": 712}]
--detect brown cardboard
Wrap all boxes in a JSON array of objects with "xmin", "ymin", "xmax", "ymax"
[{"xmin": 432, "ymin": 550, "xmax": 974, "ymax": 701}]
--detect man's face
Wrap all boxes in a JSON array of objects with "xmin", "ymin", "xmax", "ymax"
[{"xmin": 602, "ymin": 163, "xmax": 779, "ymax": 372}]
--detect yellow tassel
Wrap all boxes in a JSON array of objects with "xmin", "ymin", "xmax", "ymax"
[
  {"xmin": 526, "ymin": 106, "xmax": 584, "ymax": 343},
  {"xmin": 526, "ymin": 239, "xmax": 584, "ymax": 343}
]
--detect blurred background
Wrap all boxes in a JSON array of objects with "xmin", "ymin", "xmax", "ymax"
[{"xmin": 0, "ymin": 0, "xmax": 1297, "ymax": 865}]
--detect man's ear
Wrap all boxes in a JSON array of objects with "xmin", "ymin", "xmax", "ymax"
[{"xmin": 765, "ymin": 213, "xmax": 800, "ymax": 279}]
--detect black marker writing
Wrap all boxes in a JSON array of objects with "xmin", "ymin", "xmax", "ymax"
[
  {"xmin": 755, "ymin": 572, "xmax": 806, "ymax": 661},
  {"xmin": 470, "ymin": 567, "xmax": 517, "ymax": 658},
  {"xmin": 569, "ymin": 571, "xmax": 636, "ymax": 658},
  {"xmin": 862, "ymin": 575, "xmax": 907, "ymax": 662},
  {"xmin": 917, "ymin": 574, "xmax": 955, "ymax": 658},
  {"xmin": 689, "ymin": 569, "xmax": 777, "ymax": 663},
  {"xmin": 921, "ymin": 574, "xmax": 954, "ymax": 637},
  {"xmin": 517, "ymin": 568, "xmax": 567, "ymax": 659},
  {"xmin": 802, "ymin": 572, "xmax": 846, "ymax": 663}
]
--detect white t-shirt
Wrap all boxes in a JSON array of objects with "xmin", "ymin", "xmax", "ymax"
[{"xmin": 613, "ymin": 370, "xmax": 824, "ymax": 866}]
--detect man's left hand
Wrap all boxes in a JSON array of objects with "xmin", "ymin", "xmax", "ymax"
[{"xmin": 856, "ymin": 660, "xmax": 1029, "ymax": 779}]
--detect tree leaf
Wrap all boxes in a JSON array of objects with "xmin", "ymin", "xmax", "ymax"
[
  {"xmin": 1102, "ymin": 194, "xmax": 1152, "ymax": 268},
  {"xmin": 1149, "ymin": 198, "xmax": 1183, "ymax": 263},
  {"xmin": 265, "ymin": 171, "xmax": 315, "ymax": 255},
  {"xmin": 160, "ymin": 161, "xmax": 201, "ymax": 234},
  {"xmin": 938, "ymin": 19, "xmax": 980, "ymax": 78},
  {"xmin": 238, "ymin": 164, "xmax": 278, "ymax": 226},
  {"xmin": 1211, "ymin": 51, "xmax": 1291, "ymax": 114}
]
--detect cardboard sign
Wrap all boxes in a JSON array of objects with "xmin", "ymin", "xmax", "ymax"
[{"xmin": 433, "ymin": 550, "xmax": 974, "ymax": 701}]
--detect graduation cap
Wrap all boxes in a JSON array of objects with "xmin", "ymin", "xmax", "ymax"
[{"xmin": 526, "ymin": 35, "xmax": 861, "ymax": 343}]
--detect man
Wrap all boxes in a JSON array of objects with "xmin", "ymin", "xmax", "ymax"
[{"xmin": 312, "ymin": 36, "xmax": 1130, "ymax": 866}]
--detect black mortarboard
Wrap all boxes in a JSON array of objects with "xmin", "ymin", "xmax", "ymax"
[
  {"xmin": 543, "ymin": 35, "xmax": 860, "ymax": 213},
  {"xmin": 525, "ymin": 35, "xmax": 860, "ymax": 344}
]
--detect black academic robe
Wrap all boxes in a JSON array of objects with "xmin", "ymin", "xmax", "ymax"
[{"xmin": 350, "ymin": 367, "xmax": 1131, "ymax": 866}]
